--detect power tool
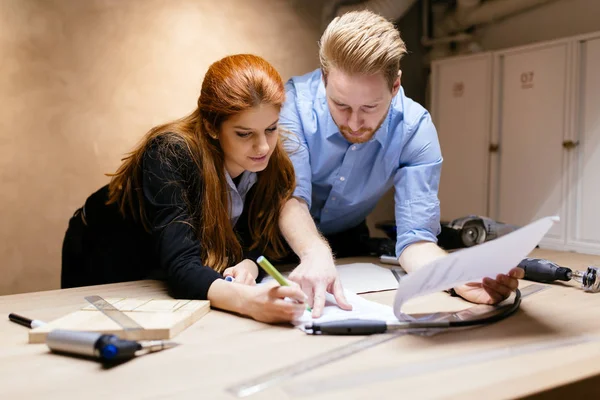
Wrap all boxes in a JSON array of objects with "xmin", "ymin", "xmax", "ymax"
[
  {"xmin": 518, "ymin": 257, "xmax": 600, "ymax": 293},
  {"xmin": 437, "ymin": 215, "xmax": 520, "ymax": 249},
  {"xmin": 375, "ymin": 215, "xmax": 520, "ymax": 251}
]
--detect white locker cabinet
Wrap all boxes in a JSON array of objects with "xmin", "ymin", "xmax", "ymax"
[
  {"xmin": 430, "ymin": 31, "xmax": 600, "ymax": 255},
  {"xmin": 491, "ymin": 43, "xmax": 570, "ymax": 243},
  {"xmin": 567, "ymin": 35, "xmax": 600, "ymax": 253},
  {"xmin": 431, "ymin": 53, "xmax": 493, "ymax": 222}
]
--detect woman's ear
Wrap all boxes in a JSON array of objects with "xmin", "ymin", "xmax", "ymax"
[{"xmin": 203, "ymin": 120, "xmax": 218, "ymax": 139}]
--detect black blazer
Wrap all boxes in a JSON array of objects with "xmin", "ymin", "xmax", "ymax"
[{"xmin": 61, "ymin": 140, "xmax": 264, "ymax": 298}]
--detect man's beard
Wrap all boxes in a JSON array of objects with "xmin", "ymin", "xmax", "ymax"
[{"xmin": 337, "ymin": 114, "xmax": 387, "ymax": 144}]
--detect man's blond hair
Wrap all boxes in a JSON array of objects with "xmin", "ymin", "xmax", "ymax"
[{"xmin": 319, "ymin": 10, "xmax": 407, "ymax": 88}]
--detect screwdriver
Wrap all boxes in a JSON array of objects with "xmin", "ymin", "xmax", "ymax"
[
  {"xmin": 46, "ymin": 329, "xmax": 178, "ymax": 362},
  {"xmin": 518, "ymin": 257, "xmax": 600, "ymax": 293}
]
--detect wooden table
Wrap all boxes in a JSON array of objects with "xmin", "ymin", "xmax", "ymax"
[{"xmin": 2, "ymin": 249, "xmax": 600, "ymax": 399}]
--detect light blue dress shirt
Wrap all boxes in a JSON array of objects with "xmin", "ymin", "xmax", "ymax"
[
  {"xmin": 280, "ymin": 69, "xmax": 443, "ymax": 257},
  {"xmin": 225, "ymin": 170, "xmax": 257, "ymax": 226}
]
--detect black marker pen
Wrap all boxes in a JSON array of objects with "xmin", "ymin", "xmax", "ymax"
[{"xmin": 8, "ymin": 313, "xmax": 47, "ymax": 329}]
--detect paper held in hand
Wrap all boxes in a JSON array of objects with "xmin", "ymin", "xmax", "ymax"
[{"xmin": 393, "ymin": 216, "xmax": 558, "ymax": 321}]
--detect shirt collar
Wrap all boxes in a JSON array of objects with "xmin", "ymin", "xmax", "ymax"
[
  {"xmin": 372, "ymin": 106, "xmax": 392, "ymax": 146},
  {"xmin": 224, "ymin": 169, "xmax": 257, "ymax": 197}
]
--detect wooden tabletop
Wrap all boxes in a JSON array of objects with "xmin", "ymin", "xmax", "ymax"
[{"xmin": 2, "ymin": 248, "xmax": 600, "ymax": 399}]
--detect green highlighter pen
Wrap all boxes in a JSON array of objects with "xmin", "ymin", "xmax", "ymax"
[{"xmin": 256, "ymin": 256, "xmax": 312, "ymax": 312}]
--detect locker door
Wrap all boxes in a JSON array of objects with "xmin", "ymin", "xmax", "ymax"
[
  {"xmin": 495, "ymin": 43, "xmax": 569, "ymax": 241},
  {"xmin": 568, "ymin": 36, "xmax": 600, "ymax": 252},
  {"xmin": 432, "ymin": 54, "xmax": 492, "ymax": 222}
]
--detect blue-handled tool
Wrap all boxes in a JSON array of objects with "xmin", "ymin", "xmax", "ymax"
[{"xmin": 46, "ymin": 330, "xmax": 178, "ymax": 362}]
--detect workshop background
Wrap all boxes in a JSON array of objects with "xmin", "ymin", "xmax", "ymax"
[{"xmin": 1, "ymin": 0, "xmax": 599, "ymax": 295}]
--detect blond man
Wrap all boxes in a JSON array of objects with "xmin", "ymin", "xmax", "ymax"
[{"xmin": 279, "ymin": 10, "xmax": 524, "ymax": 317}]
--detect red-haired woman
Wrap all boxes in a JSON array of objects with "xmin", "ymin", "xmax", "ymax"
[{"xmin": 61, "ymin": 54, "xmax": 306, "ymax": 324}]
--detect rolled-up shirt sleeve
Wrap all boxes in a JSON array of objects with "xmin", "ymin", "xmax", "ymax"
[
  {"xmin": 394, "ymin": 113, "xmax": 443, "ymax": 258},
  {"xmin": 280, "ymin": 80, "xmax": 313, "ymax": 208}
]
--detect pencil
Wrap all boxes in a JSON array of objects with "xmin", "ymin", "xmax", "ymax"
[
  {"xmin": 256, "ymin": 256, "xmax": 311, "ymax": 311},
  {"xmin": 256, "ymin": 256, "xmax": 289, "ymax": 286}
]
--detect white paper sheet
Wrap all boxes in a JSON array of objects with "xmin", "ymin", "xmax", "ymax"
[
  {"xmin": 393, "ymin": 216, "xmax": 558, "ymax": 321},
  {"xmin": 261, "ymin": 263, "xmax": 398, "ymax": 294},
  {"xmin": 335, "ymin": 263, "xmax": 399, "ymax": 293},
  {"xmin": 294, "ymin": 290, "xmax": 397, "ymax": 331}
]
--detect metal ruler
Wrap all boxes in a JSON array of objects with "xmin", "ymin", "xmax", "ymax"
[
  {"xmin": 226, "ymin": 284, "xmax": 548, "ymax": 398},
  {"xmin": 84, "ymin": 295, "xmax": 144, "ymax": 331},
  {"xmin": 285, "ymin": 334, "xmax": 600, "ymax": 397}
]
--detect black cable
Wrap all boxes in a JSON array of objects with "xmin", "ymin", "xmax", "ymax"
[
  {"xmin": 308, "ymin": 288, "xmax": 522, "ymax": 334},
  {"xmin": 447, "ymin": 287, "xmax": 522, "ymax": 327}
]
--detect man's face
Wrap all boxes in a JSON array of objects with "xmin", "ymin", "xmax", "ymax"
[{"xmin": 325, "ymin": 67, "xmax": 400, "ymax": 144}]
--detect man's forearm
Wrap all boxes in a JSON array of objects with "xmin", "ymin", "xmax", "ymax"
[
  {"xmin": 398, "ymin": 241, "xmax": 447, "ymax": 273},
  {"xmin": 279, "ymin": 197, "xmax": 331, "ymax": 259}
]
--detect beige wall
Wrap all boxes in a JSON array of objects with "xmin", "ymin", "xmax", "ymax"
[
  {"xmin": 0, "ymin": 0, "xmax": 321, "ymax": 295},
  {"xmin": 478, "ymin": 0, "xmax": 600, "ymax": 50}
]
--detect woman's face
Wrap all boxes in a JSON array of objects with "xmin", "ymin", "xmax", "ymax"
[{"xmin": 219, "ymin": 104, "xmax": 280, "ymax": 178}]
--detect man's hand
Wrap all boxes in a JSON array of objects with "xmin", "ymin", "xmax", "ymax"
[
  {"xmin": 453, "ymin": 267, "xmax": 525, "ymax": 304},
  {"xmin": 222, "ymin": 259, "xmax": 259, "ymax": 285},
  {"xmin": 288, "ymin": 252, "xmax": 352, "ymax": 318},
  {"xmin": 279, "ymin": 197, "xmax": 353, "ymax": 318}
]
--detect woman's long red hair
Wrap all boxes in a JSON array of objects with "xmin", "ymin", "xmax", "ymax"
[{"xmin": 107, "ymin": 54, "xmax": 295, "ymax": 273}]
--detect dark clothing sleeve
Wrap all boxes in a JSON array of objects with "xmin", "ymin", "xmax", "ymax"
[
  {"xmin": 141, "ymin": 144, "xmax": 223, "ymax": 299},
  {"xmin": 62, "ymin": 138, "xmax": 265, "ymax": 295}
]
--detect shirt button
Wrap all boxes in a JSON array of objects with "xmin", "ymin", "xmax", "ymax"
[
  {"xmin": 331, "ymin": 196, "xmax": 336, "ymax": 201},
  {"xmin": 351, "ymin": 145, "xmax": 357, "ymax": 151},
  {"xmin": 340, "ymin": 176, "xmax": 345, "ymax": 181},
  {"xmin": 324, "ymin": 210, "xmax": 329, "ymax": 213}
]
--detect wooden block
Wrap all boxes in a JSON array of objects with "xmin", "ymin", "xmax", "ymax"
[{"xmin": 28, "ymin": 298, "xmax": 210, "ymax": 344}]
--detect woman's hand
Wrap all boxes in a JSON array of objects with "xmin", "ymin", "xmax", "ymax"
[
  {"xmin": 223, "ymin": 259, "xmax": 259, "ymax": 285},
  {"xmin": 243, "ymin": 281, "xmax": 307, "ymax": 324}
]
